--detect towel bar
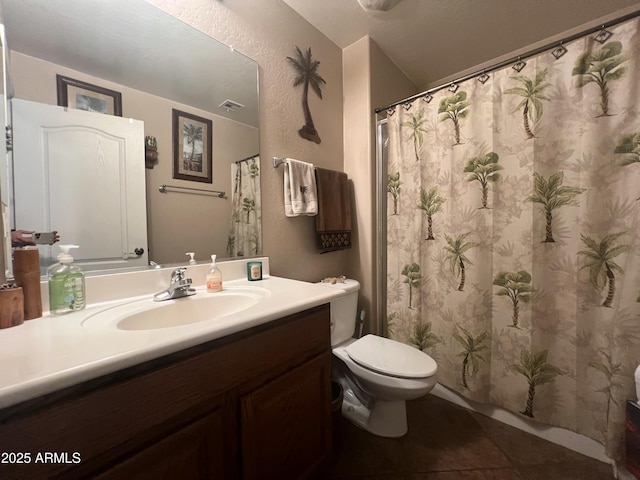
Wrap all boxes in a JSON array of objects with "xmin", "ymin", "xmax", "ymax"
[{"xmin": 158, "ymin": 184, "xmax": 226, "ymax": 198}]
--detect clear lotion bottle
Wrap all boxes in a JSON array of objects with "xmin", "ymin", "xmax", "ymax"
[
  {"xmin": 48, "ymin": 245, "xmax": 86, "ymax": 315},
  {"xmin": 206, "ymin": 255, "xmax": 223, "ymax": 293}
]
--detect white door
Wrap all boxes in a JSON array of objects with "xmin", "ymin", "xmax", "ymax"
[{"xmin": 12, "ymin": 98, "xmax": 148, "ymax": 270}]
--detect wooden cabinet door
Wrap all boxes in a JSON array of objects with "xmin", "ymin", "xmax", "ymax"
[
  {"xmin": 240, "ymin": 352, "xmax": 331, "ymax": 480},
  {"xmin": 93, "ymin": 409, "xmax": 227, "ymax": 480}
]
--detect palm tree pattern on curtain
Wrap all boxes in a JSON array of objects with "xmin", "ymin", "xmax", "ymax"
[
  {"xmin": 385, "ymin": 18, "xmax": 640, "ymax": 463},
  {"xmin": 227, "ymin": 157, "xmax": 261, "ymax": 258}
]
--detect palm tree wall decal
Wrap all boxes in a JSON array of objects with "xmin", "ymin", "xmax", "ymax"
[
  {"xmin": 409, "ymin": 321, "xmax": 441, "ymax": 351},
  {"xmin": 525, "ymin": 171, "xmax": 585, "ymax": 243},
  {"xmin": 401, "ymin": 111, "xmax": 428, "ymax": 161},
  {"xmin": 417, "ymin": 186, "xmax": 446, "ymax": 240},
  {"xmin": 572, "ymin": 41, "xmax": 627, "ymax": 117},
  {"xmin": 588, "ymin": 349, "xmax": 623, "ymax": 427},
  {"xmin": 444, "ymin": 233, "xmax": 477, "ymax": 291},
  {"xmin": 401, "ymin": 263, "xmax": 421, "ymax": 309},
  {"xmin": 511, "ymin": 349, "xmax": 565, "ymax": 418},
  {"xmin": 287, "ymin": 46, "xmax": 326, "ymax": 144},
  {"xmin": 464, "ymin": 152, "xmax": 503, "ymax": 209},
  {"xmin": 578, "ymin": 232, "xmax": 630, "ymax": 308},
  {"xmin": 505, "ymin": 68, "xmax": 550, "ymax": 139},
  {"xmin": 387, "ymin": 172, "xmax": 402, "ymax": 215},
  {"xmin": 614, "ymin": 132, "xmax": 640, "ymax": 200},
  {"xmin": 493, "ymin": 271, "xmax": 533, "ymax": 328},
  {"xmin": 452, "ymin": 325, "xmax": 489, "ymax": 388},
  {"xmin": 438, "ymin": 91, "xmax": 469, "ymax": 145}
]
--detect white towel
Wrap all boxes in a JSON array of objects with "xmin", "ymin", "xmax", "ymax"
[{"xmin": 284, "ymin": 158, "xmax": 318, "ymax": 217}]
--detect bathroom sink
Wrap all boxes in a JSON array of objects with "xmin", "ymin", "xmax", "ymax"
[{"xmin": 81, "ymin": 287, "xmax": 271, "ymax": 331}]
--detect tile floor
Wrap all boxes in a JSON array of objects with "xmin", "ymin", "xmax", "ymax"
[{"xmin": 320, "ymin": 394, "xmax": 615, "ymax": 479}]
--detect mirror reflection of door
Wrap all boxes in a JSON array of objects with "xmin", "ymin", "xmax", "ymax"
[
  {"xmin": 0, "ymin": 25, "xmax": 10, "ymax": 281},
  {"xmin": 12, "ymin": 99, "xmax": 148, "ymax": 271}
]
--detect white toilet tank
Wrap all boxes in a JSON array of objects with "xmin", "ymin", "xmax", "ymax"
[{"xmin": 320, "ymin": 279, "xmax": 360, "ymax": 347}]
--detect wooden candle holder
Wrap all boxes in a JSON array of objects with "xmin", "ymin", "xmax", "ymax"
[{"xmin": 0, "ymin": 285, "xmax": 24, "ymax": 329}]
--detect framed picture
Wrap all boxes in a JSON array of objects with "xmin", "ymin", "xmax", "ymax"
[
  {"xmin": 56, "ymin": 75, "xmax": 122, "ymax": 116},
  {"xmin": 172, "ymin": 109, "xmax": 213, "ymax": 183}
]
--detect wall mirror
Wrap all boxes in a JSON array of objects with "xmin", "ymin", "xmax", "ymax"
[{"xmin": 0, "ymin": 0, "xmax": 260, "ymax": 275}]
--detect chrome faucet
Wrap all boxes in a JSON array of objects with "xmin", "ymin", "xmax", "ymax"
[{"xmin": 153, "ymin": 267, "xmax": 196, "ymax": 301}]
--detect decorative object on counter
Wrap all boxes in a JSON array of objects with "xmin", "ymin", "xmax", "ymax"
[
  {"xmin": 172, "ymin": 109, "xmax": 213, "ymax": 184},
  {"xmin": 47, "ymin": 245, "xmax": 86, "ymax": 315},
  {"xmin": 185, "ymin": 252, "xmax": 197, "ymax": 265},
  {"xmin": 283, "ymin": 158, "xmax": 317, "ymax": 217},
  {"xmin": 206, "ymin": 255, "xmax": 223, "ymax": 292},
  {"xmin": 145, "ymin": 135, "xmax": 158, "ymax": 169},
  {"xmin": 12, "ymin": 247, "xmax": 42, "ymax": 319},
  {"xmin": 315, "ymin": 168, "xmax": 352, "ymax": 253},
  {"xmin": 247, "ymin": 261, "xmax": 262, "ymax": 281},
  {"xmin": 56, "ymin": 74, "xmax": 122, "ymax": 116},
  {"xmin": 0, "ymin": 282, "xmax": 24, "ymax": 329},
  {"xmin": 286, "ymin": 46, "xmax": 325, "ymax": 144},
  {"xmin": 321, "ymin": 276, "xmax": 346, "ymax": 284}
]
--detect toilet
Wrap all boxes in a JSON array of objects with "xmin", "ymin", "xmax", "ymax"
[{"xmin": 323, "ymin": 279, "xmax": 437, "ymax": 438}]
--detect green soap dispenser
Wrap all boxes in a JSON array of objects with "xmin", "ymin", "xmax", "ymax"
[{"xmin": 48, "ymin": 245, "xmax": 86, "ymax": 315}]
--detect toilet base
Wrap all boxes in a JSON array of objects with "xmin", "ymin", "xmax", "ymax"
[{"xmin": 365, "ymin": 400, "xmax": 407, "ymax": 437}]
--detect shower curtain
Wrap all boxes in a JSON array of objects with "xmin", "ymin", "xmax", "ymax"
[
  {"xmin": 227, "ymin": 156, "xmax": 261, "ymax": 257},
  {"xmin": 385, "ymin": 17, "xmax": 640, "ymax": 461}
]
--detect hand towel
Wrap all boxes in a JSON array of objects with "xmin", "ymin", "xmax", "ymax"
[
  {"xmin": 284, "ymin": 158, "xmax": 318, "ymax": 217},
  {"xmin": 315, "ymin": 167, "xmax": 352, "ymax": 253}
]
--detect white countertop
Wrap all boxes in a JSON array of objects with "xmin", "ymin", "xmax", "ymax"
[{"xmin": 0, "ymin": 266, "xmax": 346, "ymax": 409}]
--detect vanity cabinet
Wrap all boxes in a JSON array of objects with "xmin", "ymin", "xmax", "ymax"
[
  {"xmin": 93, "ymin": 409, "xmax": 226, "ymax": 480},
  {"xmin": 0, "ymin": 304, "xmax": 331, "ymax": 480}
]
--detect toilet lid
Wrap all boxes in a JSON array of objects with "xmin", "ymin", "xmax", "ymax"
[{"xmin": 346, "ymin": 335, "xmax": 437, "ymax": 378}]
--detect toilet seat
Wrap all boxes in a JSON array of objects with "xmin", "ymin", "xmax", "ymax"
[{"xmin": 346, "ymin": 334, "xmax": 437, "ymax": 379}]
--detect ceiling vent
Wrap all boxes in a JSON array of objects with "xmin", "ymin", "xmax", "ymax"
[{"xmin": 219, "ymin": 99, "xmax": 245, "ymax": 112}]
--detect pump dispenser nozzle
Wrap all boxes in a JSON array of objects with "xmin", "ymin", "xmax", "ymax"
[
  {"xmin": 57, "ymin": 245, "xmax": 79, "ymax": 263},
  {"xmin": 185, "ymin": 252, "xmax": 196, "ymax": 265},
  {"xmin": 206, "ymin": 255, "xmax": 222, "ymax": 293},
  {"xmin": 48, "ymin": 245, "xmax": 85, "ymax": 315}
]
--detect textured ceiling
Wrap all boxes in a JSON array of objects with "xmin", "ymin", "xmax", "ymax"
[
  {"xmin": 283, "ymin": 0, "xmax": 640, "ymax": 90},
  {"xmin": 0, "ymin": 0, "xmax": 259, "ymax": 127}
]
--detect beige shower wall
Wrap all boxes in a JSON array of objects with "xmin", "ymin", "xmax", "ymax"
[
  {"xmin": 148, "ymin": 0, "xmax": 347, "ymax": 282},
  {"xmin": 9, "ymin": 52, "xmax": 258, "ymax": 265}
]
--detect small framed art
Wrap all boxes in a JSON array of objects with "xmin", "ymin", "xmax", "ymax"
[
  {"xmin": 56, "ymin": 75, "xmax": 122, "ymax": 116},
  {"xmin": 172, "ymin": 109, "xmax": 213, "ymax": 183}
]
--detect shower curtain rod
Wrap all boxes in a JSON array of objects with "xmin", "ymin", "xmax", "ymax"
[
  {"xmin": 235, "ymin": 153, "xmax": 260, "ymax": 163},
  {"xmin": 374, "ymin": 9, "xmax": 640, "ymax": 114}
]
